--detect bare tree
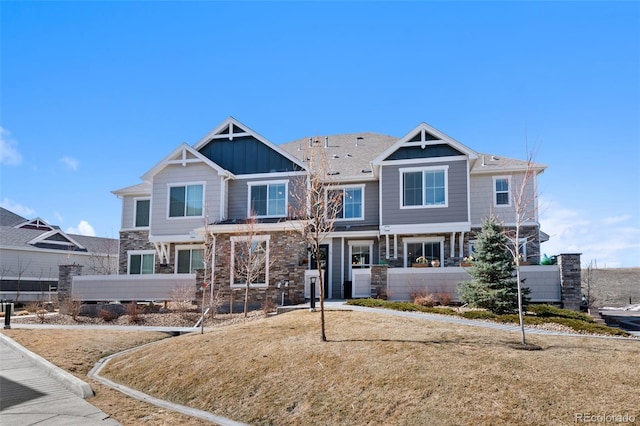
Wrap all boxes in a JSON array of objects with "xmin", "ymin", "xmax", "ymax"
[
  {"xmin": 290, "ymin": 139, "xmax": 343, "ymax": 342},
  {"xmin": 83, "ymin": 237, "xmax": 119, "ymax": 275},
  {"xmin": 13, "ymin": 257, "xmax": 32, "ymax": 303},
  {"xmin": 582, "ymin": 260, "xmax": 598, "ymax": 314},
  {"xmin": 502, "ymin": 149, "xmax": 542, "ymax": 346},
  {"xmin": 230, "ymin": 214, "xmax": 276, "ymax": 317}
]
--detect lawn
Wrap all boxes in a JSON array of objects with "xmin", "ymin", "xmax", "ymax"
[{"xmin": 94, "ymin": 309, "xmax": 638, "ymax": 426}]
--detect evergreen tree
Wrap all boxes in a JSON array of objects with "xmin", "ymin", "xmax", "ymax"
[{"xmin": 458, "ymin": 215, "xmax": 529, "ymax": 314}]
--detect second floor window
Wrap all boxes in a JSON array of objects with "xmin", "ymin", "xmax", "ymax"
[
  {"xmin": 169, "ymin": 184, "xmax": 203, "ymax": 218},
  {"xmin": 494, "ymin": 177, "xmax": 510, "ymax": 206},
  {"xmin": 135, "ymin": 199, "xmax": 150, "ymax": 227},
  {"xmin": 328, "ymin": 186, "xmax": 364, "ymax": 220},
  {"xmin": 401, "ymin": 166, "xmax": 448, "ymax": 208},
  {"xmin": 249, "ymin": 182, "xmax": 287, "ymax": 217}
]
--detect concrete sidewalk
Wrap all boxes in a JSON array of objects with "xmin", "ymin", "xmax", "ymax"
[{"xmin": 0, "ymin": 333, "xmax": 120, "ymax": 425}]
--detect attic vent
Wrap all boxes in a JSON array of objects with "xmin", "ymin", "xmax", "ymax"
[
  {"xmin": 332, "ymin": 154, "xmax": 339, "ymax": 159},
  {"xmin": 346, "ymin": 153, "xmax": 352, "ymax": 157},
  {"xmin": 361, "ymin": 168, "xmax": 372, "ymax": 173},
  {"xmin": 492, "ymin": 156, "xmax": 500, "ymax": 160},
  {"xmin": 325, "ymin": 136, "xmax": 329, "ymax": 148},
  {"xmin": 356, "ymin": 136, "xmax": 364, "ymax": 146},
  {"xmin": 327, "ymin": 171, "xmax": 340, "ymax": 175}
]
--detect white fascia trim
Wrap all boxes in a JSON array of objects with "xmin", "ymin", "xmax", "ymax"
[
  {"xmin": 379, "ymin": 222, "xmax": 471, "ymax": 235},
  {"xmin": 141, "ymin": 143, "xmax": 234, "ymax": 182},
  {"xmin": 382, "ymin": 155, "xmax": 467, "ymax": 167},
  {"xmin": 327, "ymin": 230, "xmax": 379, "ymax": 239},
  {"xmin": 149, "ymin": 234, "xmax": 205, "ymax": 243},
  {"xmin": 321, "ymin": 175, "xmax": 378, "ymax": 184},
  {"xmin": 27, "ymin": 230, "xmax": 86, "ymax": 250},
  {"xmin": 236, "ymin": 171, "xmax": 306, "ymax": 180},
  {"xmin": 471, "ymin": 166, "xmax": 547, "ymax": 175},
  {"xmin": 205, "ymin": 220, "xmax": 306, "ymax": 234}
]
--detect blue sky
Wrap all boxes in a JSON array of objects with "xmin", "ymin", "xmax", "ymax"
[{"xmin": 1, "ymin": 1, "xmax": 639, "ymax": 267}]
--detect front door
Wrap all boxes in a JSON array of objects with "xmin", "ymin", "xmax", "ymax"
[{"xmin": 311, "ymin": 244, "xmax": 330, "ymax": 299}]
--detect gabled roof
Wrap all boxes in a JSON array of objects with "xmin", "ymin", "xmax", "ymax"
[
  {"xmin": 280, "ymin": 132, "xmax": 397, "ymax": 181},
  {"xmin": 193, "ymin": 116, "xmax": 307, "ymax": 174},
  {"xmin": 0, "ymin": 207, "xmax": 27, "ymax": 227},
  {"xmin": 140, "ymin": 143, "xmax": 234, "ymax": 182},
  {"xmin": 372, "ymin": 122, "xmax": 479, "ymax": 165},
  {"xmin": 15, "ymin": 217, "xmax": 55, "ymax": 231},
  {"xmin": 470, "ymin": 153, "xmax": 547, "ymax": 174}
]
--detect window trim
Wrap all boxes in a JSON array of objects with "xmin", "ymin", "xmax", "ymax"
[
  {"xmin": 133, "ymin": 197, "xmax": 151, "ymax": 228},
  {"xmin": 403, "ymin": 236, "xmax": 444, "ymax": 267},
  {"xmin": 493, "ymin": 176, "xmax": 511, "ymax": 207},
  {"xmin": 399, "ymin": 166, "xmax": 449, "ymax": 209},
  {"xmin": 247, "ymin": 180, "xmax": 289, "ymax": 218},
  {"xmin": 174, "ymin": 245, "xmax": 205, "ymax": 274},
  {"xmin": 127, "ymin": 250, "xmax": 155, "ymax": 275},
  {"xmin": 348, "ymin": 240, "xmax": 373, "ymax": 280},
  {"xmin": 326, "ymin": 184, "xmax": 365, "ymax": 221},
  {"xmin": 167, "ymin": 182, "xmax": 205, "ymax": 219},
  {"xmin": 230, "ymin": 235, "xmax": 270, "ymax": 288}
]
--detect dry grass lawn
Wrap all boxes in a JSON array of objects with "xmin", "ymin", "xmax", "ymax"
[{"xmin": 94, "ymin": 310, "xmax": 638, "ymax": 426}]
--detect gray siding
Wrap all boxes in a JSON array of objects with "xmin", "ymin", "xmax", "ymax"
[
  {"xmin": 149, "ymin": 163, "xmax": 223, "ymax": 237},
  {"xmin": 470, "ymin": 172, "xmax": 537, "ymax": 226},
  {"xmin": 380, "ymin": 159, "xmax": 469, "ymax": 225},
  {"xmin": 333, "ymin": 181, "xmax": 379, "ymax": 227}
]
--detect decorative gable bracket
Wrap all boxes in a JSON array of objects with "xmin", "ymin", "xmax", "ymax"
[{"xmin": 153, "ymin": 242, "xmax": 171, "ymax": 265}]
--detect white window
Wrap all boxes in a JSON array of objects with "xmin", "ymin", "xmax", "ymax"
[
  {"xmin": 175, "ymin": 246, "xmax": 204, "ymax": 274},
  {"xmin": 230, "ymin": 235, "xmax": 270, "ymax": 288},
  {"xmin": 327, "ymin": 185, "xmax": 364, "ymax": 220},
  {"xmin": 168, "ymin": 183, "xmax": 204, "ymax": 218},
  {"xmin": 349, "ymin": 240, "xmax": 373, "ymax": 280},
  {"xmin": 248, "ymin": 181, "xmax": 287, "ymax": 218},
  {"xmin": 134, "ymin": 198, "xmax": 150, "ymax": 228},
  {"xmin": 404, "ymin": 237, "xmax": 444, "ymax": 267},
  {"xmin": 493, "ymin": 176, "xmax": 511, "ymax": 207},
  {"xmin": 128, "ymin": 251, "xmax": 155, "ymax": 275},
  {"xmin": 400, "ymin": 166, "xmax": 448, "ymax": 208}
]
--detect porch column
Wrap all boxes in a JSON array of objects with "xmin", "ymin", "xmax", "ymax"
[
  {"xmin": 458, "ymin": 232, "xmax": 465, "ymax": 258},
  {"xmin": 450, "ymin": 232, "xmax": 455, "ymax": 258}
]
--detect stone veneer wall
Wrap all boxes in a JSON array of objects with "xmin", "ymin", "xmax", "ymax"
[
  {"xmin": 370, "ymin": 265, "xmax": 388, "ymax": 299},
  {"xmin": 209, "ymin": 231, "xmax": 308, "ymax": 313},
  {"xmin": 558, "ymin": 253, "xmax": 582, "ymax": 311},
  {"xmin": 58, "ymin": 264, "xmax": 83, "ymax": 314},
  {"xmin": 118, "ymin": 230, "xmax": 156, "ymax": 274}
]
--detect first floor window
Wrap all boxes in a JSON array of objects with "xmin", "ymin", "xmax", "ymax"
[
  {"xmin": 401, "ymin": 167, "xmax": 448, "ymax": 208},
  {"xmin": 176, "ymin": 247, "xmax": 204, "ymax": 274},
  {"xmin": 231, "ymin": 236, "xmax": 270, "ymax": 287},
  {"xmin": 405, "ymin": 239, "xmax": 442, "ymax": 266},
  {"xmin": 129, "ymin": 252, "xmax": 155, "ymax": 274},
  {"xmin": 249, "ymin": 182, "xmax": 287, "ymax": 217},
  {"xmin": 169, "ymin": 184, "xmax": 203, "ymax": 217}
]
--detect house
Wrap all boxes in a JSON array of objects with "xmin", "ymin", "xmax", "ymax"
[
  {"xmin": 112, "ymin": 117, "xmax": 549, "ymax": 309},
  {"xmin": 0, "ymin": 207, "xmax": 119, "ymax": 303}
]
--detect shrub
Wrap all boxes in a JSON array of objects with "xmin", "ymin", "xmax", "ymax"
[
  {"xmin": 462, "ymin": 310, "xmax": 497, "ymax": 320},
  {"xmin": 99, "ymin": 308, "xmax": 118, "ymax": 322},
  {"xmin": 414, "ymin": 294, "xmax": 437, "ymax": 308},
  {"xmin": 529, "ymin": 304, "xmax": 594, "ymax": 323},
  {"xmin": 126, "ymin": 302, "xmax": 144, "ymax": 324},
  {"xmin": 435, "ymin": 292, "xmax": 453, "ymax": 307}
]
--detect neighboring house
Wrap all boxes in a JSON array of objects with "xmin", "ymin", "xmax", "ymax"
[
  {"xmin": 112, "ymin": 117, "xmax": 548, "ymax": 307},
  {"xmin": 0, "ymin": 207, "xmax": 119, "ymax": 302}
]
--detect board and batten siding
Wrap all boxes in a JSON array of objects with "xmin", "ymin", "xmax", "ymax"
[
  {"xmin": 380, "ymin": 159, "xmax": 469, "ymax": 225},
  {"xmin": 149, "ymin": 163, "xmax": 223, "ymax": 237},
  {"xmin": 469, "ymin": 172, "xmax": 538, "ymax": 226}
]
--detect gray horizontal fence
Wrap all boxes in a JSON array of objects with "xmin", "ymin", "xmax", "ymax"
[
  {"xmin": 72, "ymin": 274, "xmax": 196, "ymax": 301},
  {"xmin": 387, "ymin": 265, "xmax": 560, "ymax": 303}
]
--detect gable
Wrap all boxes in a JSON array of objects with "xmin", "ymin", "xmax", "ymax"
[
  {"xmin": 199, "ymin": 135, "xmax": 303, "ymax": 175},
  {"xmin": 28, "ymin": 229, "xmax": 87, "ymax": 252},
  {"xmin": 373, "ymin": 123, "xmax": 478, "ymax": 165},
  {"xmin": 141, "ymin": 143, "xmax": 232, "ymax": 182},
  {"xmin": 193, "ymin": 117, "xmax": 306, "ymax": 175},
  {"xmin": 16, "ymin": 217, "xmax": 55, "ymax": 231}
]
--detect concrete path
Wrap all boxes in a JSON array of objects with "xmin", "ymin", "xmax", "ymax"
[{"xmin": 0, "ymin": 333, "xmax": 120, "ymax": 425}]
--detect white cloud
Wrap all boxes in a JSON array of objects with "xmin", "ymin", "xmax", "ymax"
[
  {"xmin": 540, "ymin": 198, "xmax": 640, "ymax": 268},
  {"xmin": 66, "ymin": 220, "xmax": 96, "ymax": 237},
  {"xmin": 0, "ymin": 198, "xmax": 35, "ymax": 218},
  {"xmin": 60, "ymin": 156, "xmax": 79, "ymax": 171},
  {"xmin": 0, "ymin": 127, "xmax": 23, "ymax": 166}
]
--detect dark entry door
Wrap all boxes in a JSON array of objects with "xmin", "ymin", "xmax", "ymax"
[{"xmin": 311, "ymin": 244, "xmax": 330, "ymax": 298}]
